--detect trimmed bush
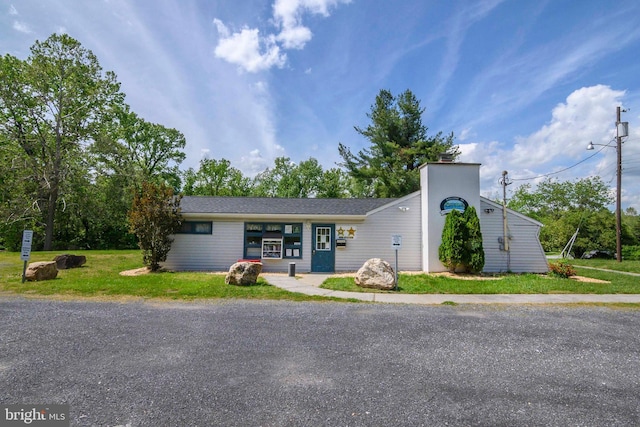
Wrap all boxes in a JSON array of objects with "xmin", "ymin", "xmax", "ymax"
[
  {"xmin": 548, "ymin": 260, "xmax": 576, "ymax": 278},
  {"xmin": 439, "ymin": 207, "xmax": 485, "ymax": 273},
  {"xmin": 463, "ymin": 206, "xmax": 485, "ymax": 273},
  {"xmin": 439, "ymin": 210, "xmax": 467, "ymax": 272}
]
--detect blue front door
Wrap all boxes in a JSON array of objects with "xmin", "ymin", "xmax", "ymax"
[{"xmin": 311, "ymin": 224, "xmax": 335, "ymax": 272}]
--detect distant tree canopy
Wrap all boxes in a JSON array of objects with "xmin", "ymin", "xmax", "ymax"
[
  {"xmin": 339, "ymin": 89, "xmax": 459, "ymax": 197},
  {"xmin": 508, "ymin": 177, "xmax": 637, "ymax": 257}
]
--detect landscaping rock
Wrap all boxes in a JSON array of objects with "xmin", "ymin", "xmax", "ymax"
[
  {"xmin": 355, "ymin": 258, "xmax": 396, "ymax": 290},
  {"xmin": 54, "ymin": 254, "xmax": 87, "ymax": 270},
  {"xmin": 25, "ymin": 261, "xmax": 58, "ymax": 281},
  {"xmin": 226, "ymin": 262, "xmax": 263, "ymax": 286}
]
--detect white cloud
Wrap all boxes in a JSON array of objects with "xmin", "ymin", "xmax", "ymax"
[
  {"xmin": 213, "ymin": 19, "xmax": 286, "ymax": 73},
  {"xmin": 9, "ymin": 4, "xmax": 18, "ymax": 15},
  {"xmin": 241, "ymin": 149, "xmax": 269, "ymax": 175},
  {"xmin": 12, "ymin": 21, "xmax": 32, "ymax": 34},
  {"xmin": 462, "ymin": 85, "xmax": 640, "ymax": 210},
  {"xmin": 458, "ymin": 127, "xmax": 472, "ymax": 141},
  {"xmin": 213, "ymin": 0, "xmax": 349, "ymax": 73},
  {"xmin": 511, "ymin": 85, "xmax": 625, "ymax": 167}
]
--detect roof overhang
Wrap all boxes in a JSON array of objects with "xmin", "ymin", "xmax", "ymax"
[{"xmin": 180, "ymin": 212, "xmax": 369, "ymax": 222}]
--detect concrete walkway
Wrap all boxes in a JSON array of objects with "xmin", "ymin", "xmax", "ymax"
[{"xmin": 262, "ymin": 273, "xmax": 640, "ymax": 305}]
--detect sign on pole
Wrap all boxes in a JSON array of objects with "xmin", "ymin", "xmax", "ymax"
[
  {"xmin": 20, "ymin": 230, "xmax": 33, "ymax": 261},
  {"xmin": 20, "ymin": 230, "xmax": 33, "ymax": 283},
  {"xmin": 391, "ymin": 234, "xmax": 402, "ymax": 291},
  {"xmin": 391, "ymin": 234, "xmax": 402, "ymax": 250}
]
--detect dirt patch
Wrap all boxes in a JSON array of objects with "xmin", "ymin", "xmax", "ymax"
[
  {"xmin": 570, "ymin": 275, "xmax": 610, "ymax": 284},
  {"xmin": 119, "ymin": 267, "xmax": 151, "ymax": 276},
  {"xmin": 430, "ymin": 272, "xmax": 503, "ymax": 281}
]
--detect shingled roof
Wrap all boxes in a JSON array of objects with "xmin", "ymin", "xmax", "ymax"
[{"xmin": 180, "ymin": 196, "xmax": 398, "ymax": 216}]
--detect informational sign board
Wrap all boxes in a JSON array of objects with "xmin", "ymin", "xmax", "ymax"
[
  {"xmin": 20, "ymin": 230, "xmax": 33, "ymax": 261},
  {"xmin": 391, "ymin": 234, "xmax": 402, "ymax": 250}
]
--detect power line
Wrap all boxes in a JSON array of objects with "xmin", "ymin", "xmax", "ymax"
[{"xmin": 510, "ymin": 143, "xmax": 611, "ymax": 182}]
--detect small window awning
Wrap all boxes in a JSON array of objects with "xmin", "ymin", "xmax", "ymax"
[{"xmin": 263, "ymin": 231, "xmax": 282, "ymax": 238}]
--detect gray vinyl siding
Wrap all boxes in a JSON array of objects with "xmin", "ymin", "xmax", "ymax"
[
  {"xmin": 164, "ymin": 218, "xmax": 314, "ymax": 273},
  {"xmin": 335, "ymin": 194, "xmax": 422, "ymax": 272},
  {"xmin": 480, "ymin": 199, "xmax": 548, "ymax": 273},
  {"xmin": 163, "ymin": 219, "xmax": 244, "ymax": 271}
]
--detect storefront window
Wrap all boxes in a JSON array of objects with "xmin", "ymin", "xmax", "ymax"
[{"xmin": 244, "ymin": 222, "xmax": 302, "ymax": 259}]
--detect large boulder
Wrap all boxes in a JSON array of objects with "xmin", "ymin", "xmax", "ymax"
[
  {"xmin": 355, "ymin": 258, "xmax": 396, "ymax": 290},
  {"xmin": 225, "ymin": 262, "xmax": 263, "ymax": 286},
  {"xmin": 25, "ymin": 261, "xmax": 58, "ymax": 281},
  {"xmin": 54, "ymin": 254, "xmax": 86, "ymax": 270}
]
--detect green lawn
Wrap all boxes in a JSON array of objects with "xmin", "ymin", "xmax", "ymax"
[
  {"xmin": 2, "ymin": 251, "xmax": 639, "ymax": 299},
  {"xmin": 570, "ymin": 258, "xmax": 640, "ymax": 274},
  {"xmin": 0, "ymin": 250, "xmax": 337, "ymax": 302},
  {"xmin": 321, "ymin": 265, "xmax": 640, "ymax": 295}
]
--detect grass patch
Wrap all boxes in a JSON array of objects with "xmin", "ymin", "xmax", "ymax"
[
  {"xmin": 570, "ymin": 258, "xmax": 640, "ymax": 274},
  {"xmin": 321, "ymin": 269, "xmax": 640, "ymax": 294},
  {"xmin": 0, "ymin": 250, "xmax": 339, "ymax": 302},
  {"xmin": 3, "ymin": 251, "xmax": 639, "ymax": 300}
]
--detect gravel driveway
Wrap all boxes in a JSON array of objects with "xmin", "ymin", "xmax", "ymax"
[{"xmin": 1, "ymin": 298, "xmax": 639, "ymax": 426}]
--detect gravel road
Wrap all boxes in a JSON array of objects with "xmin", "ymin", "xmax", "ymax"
[{"xmin": 1, "ymin": 298, "xmax": 639, "ymax": 426}]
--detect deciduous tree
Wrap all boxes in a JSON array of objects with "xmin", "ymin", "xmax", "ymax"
[
  {"xmin": 128, "ymin": 182, "xmax": 182, "ymax": 271},
  {"xmin": 0, "ymin": 34, "xmax": 123, "ymax": 250},
  {"xmin": 183, "ymin": 158, "xmax": 251, "ymax": 196},
  {"xmin": 508, "ymin": 177, "xmax": 634, "ymax": 256}
]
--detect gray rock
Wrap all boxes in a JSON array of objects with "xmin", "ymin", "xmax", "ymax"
[
  {"xmin": 225, "ymin": 262, "xmax": 263, "ymax": 286},
  {"xmin": 25, "ymin": 261, "xmax": 58, "ymax": 281},
  {"xmin": 355, "ymin": 258, "xmax": 396, "ymax": 290},
  {"xmin": 54, "ymin": 254, "xmax": 87, "ymax": 269}
]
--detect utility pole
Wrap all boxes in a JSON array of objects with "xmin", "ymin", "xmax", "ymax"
[
  {"xmin": 499, "ymin": 171, "xmax": 512, "ymax": 270},
  {"xmin": 615, "ymin": 106, "xmax": 623, "ymax": 262}
]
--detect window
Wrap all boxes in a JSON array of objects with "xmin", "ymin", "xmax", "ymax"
[
  {"xmin": 177, "ymin": 221, "xmax": 212, "ymax": 234},
  {"xmin": 315, "ymin": 226, "xmax": 331, "ymax": 251},
  {"xmin": 244, "ymin": 222, "xmax": 302, "ymax": 259},
  {"xmin": 262, "ymin": 239, "xmax": 283, "ymax": 259}
]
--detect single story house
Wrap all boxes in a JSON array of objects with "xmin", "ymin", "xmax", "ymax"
[{"xmin": 164, "ymin": 162, "xmax": 548, "ymax": 273}]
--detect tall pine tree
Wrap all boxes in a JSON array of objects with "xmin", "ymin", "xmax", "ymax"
[{"xmin": 339, "ymin": 89, "xmax": 458, "ymax": 197}]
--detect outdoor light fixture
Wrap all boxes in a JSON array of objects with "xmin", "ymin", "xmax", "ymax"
[
  {"xmin": 484, "ymin": 208, "xmax": 494, "ymax": 214},
  {"xmin": 398, "ymin": 206, "xmax": 410, "ymax": 212}
]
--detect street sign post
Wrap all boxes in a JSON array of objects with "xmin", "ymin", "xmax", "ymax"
[
  {"xmin": 391, "ymin": 234, "xmax": 402, "ymax": 290},
  {"xmin": 20, "ymin": 230, "xmax": 33, "ymax": 283}
]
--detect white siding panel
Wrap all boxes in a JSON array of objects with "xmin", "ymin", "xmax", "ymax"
[
  {"xmin": 163, "ymin": 220, "xmax": 244, "ymax": 271},
  {"xmin": 480, "ymin": 200, "xmax": 548, "ymax": 273},
  {"xmin": 335, "ymin": 194, "xmax": 422, "ymax": 272}
]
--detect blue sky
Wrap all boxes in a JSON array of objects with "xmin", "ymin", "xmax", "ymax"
[{"xmin": 2, "ymin": 0, "xmax": 640, "ymax": 209}]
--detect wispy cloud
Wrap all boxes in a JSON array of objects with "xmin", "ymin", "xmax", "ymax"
[
  {"xmin": 12, "ymin": 21, "xmax": 32, "ymax": 34},
  {"xmin": 213, "ymin": 0, "xmax": 350, "ymax": 73},
  {"xmin": 456, "ymin": 8, "xmax": 640, "ymax": 133},
  {"xmin": 429, "ymin": 0, "xmax": 506, "ymax": 111}
]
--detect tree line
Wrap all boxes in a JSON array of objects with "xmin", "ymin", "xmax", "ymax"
[
  {"xmin": 507, "ymin": 177, "xmax": 640, "ymax": 259},
  {"xmin": 1, "ymin": 34, "xmax": 457, "ymax": 252}
]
